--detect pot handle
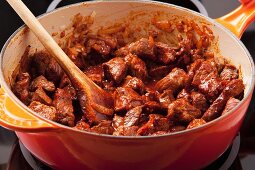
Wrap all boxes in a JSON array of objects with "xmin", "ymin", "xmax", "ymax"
[
  {"xmin": 216, "ymin": 0, "xmax": 255, "ymax": 38},
  {"xmin": 0, "ymin": 87, "xmax": 57, "ymax": 132}
]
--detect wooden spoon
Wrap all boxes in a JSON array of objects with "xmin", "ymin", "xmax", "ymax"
[{"xmin": 6, "ymin": 0, "xmax": 114, "ymax": 120}]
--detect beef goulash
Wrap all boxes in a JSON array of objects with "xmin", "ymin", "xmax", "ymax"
[{"xmin": 12, "ymin": 14, "xmax": 244, "ymax": 136}]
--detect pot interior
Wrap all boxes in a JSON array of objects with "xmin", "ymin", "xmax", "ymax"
[{"xmin": 1, "ymin": 1, "xmax": 253, "ymax": 109}]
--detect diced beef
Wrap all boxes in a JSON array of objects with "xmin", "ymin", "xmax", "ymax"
[
  {"xmin": 114, "ymin": 87, "xmax": 144, "ymax": 112},
  {"xmin": 102, "ymin": 80, "xmax": 116, "ymax": 92},
  {"xmin": 123, "ymin": 126, "xmax": 139, "ymax": 136},
  {"xmin": 13, "ymin": 72, "xmax": 31, "ymax": 105},
  {"xmin": 122, "ymin": 76, "xmax": 145, "ymax": 95},
  {"xmin": 149, "ymin": 65, "xmax": 172, "ymax": 80},
  {"xmin": 31, "ymin": 87, "xmax": 52, "ymax": 105},
  {"xmin": 31, "ymin": 52, "xmax": 51, "ymax": 76},
  {"xmin": 28, "ymin": 101, "xmax": 57, "ymax": 121},
  {"xmin": 143, "ymin": 90, "xmax": 160, "ymax": 102},
  {"xmin": 143, "ymin": 101, "xmax": 162, "ymax": 114},
  {"xmin": 190, "ymin": 91, "xmax": 208, "ymax": 113},
  {"xmin": 30, "ymin": 75, "xmax": 55, "ymax": 92},
  {"xmin": 116, "ymin": 37, "xmax": 155, "ymax": 61},
  {"xmin": 112, "ymin": 115, "xmax": 124, "ymax": 130},
  {"xmin": 53, "ymin": 88, "xmax": 75, "ymax": 126},
  {"xmin": 137, "ymin": 114, "xmax": 170, "ymax": 135},
  {"xmin": 75, "ymin": 120, "xmax": 90, "ymax": 131},
  {"xmin": 63, "ymin": 85, "xmax": 77, "ymax": 100},
  {"xmin": 66, "ymin": 43, "xmax": 86, "ymax": 69},
  {"xmin": 90, "ymin": 120, "xmax": 114, "ymax": 135},
  {"xmin": 187, "ymin": 59, "xmax": 204, "ymax": 82},
  {"xmin": 222, "ymin": 98, "xmax": 240, "ymax": 115},
  {"xmin": 155, "ymin": 42, "xmax": 178, "ymax": 64},
  {"xmin": 45, "ymin": 58, "xmax": 64, "ymax": 84},
  {"xmin": 59, "ymin": 74, "xmax": 72, "ymax": 88},
  {"xmin": 187, "ymin": 119, "xmax": 206, "ymax": 129},
  {"xmin": 159, "ymin": 90, "xmax": 175, "ymax": 109},
  {"xmin": 220, "ymin": 64, "xmax": 239, "ymax": 81},
  {"xmin": 124, "ymin": 54, "xmax": 148, "ymax": 81},
  {"xmin": 103, "ymin": 57, "xmax": 128, "ymax": 84},
  {"xmin": 190, "ymin": 49, "xmax": 204, "ymax": 61},
  {"xmin": 169, "ymin": 125, "xmax": 186, "ymax": 133},
  {"xmin": 177, "ymin": 89, "xmax": 191, "ymax": 102},
  {"xmin": 155, "ymin": 68, "xmax": 189, "ymax": 92},
  {"xmin": 124, "ymin": 106, "xmax": 143, "ymax": 127},
  {"xmin": 202, "ymin": 79, "xmax": 244, "ymax": 122},
  {"xmin": 84, "ymin": 65, "xmax": 104, "ymax": 86},
  {"xmin": 167, "ymin": 98, "xmax": 201, "ymax": 124}
]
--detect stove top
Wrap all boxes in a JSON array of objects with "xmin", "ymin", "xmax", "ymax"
[{"xmin": 0, "ymin": 0, "xmax": 255, "ymax": 169}]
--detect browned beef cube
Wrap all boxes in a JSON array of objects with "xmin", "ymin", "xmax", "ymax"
[
  {"xmin": 159, "ymin": 90, "xmax": 175, "ymax": 109},
  {"xmin": 124, "ymin": 106, "xmax": 143, "ymax": 127},
  {"xmin": 84, "ymin": 65, "xmax": 104, "ymax": 86},
  {"xmin": 149, "ymin": 65, "xmax": 172, "ymax": 80},
  {"xmin": 31, "ymin": 87, "xmax": 52, "ymax": 105},
  {"xmin": 220, "ymin": 64, "xmax": 239, "ymax": 81},
  {"xmin": 137, "ymin": 114, "xmax": 170, "ymax": 135},
  {"xmin": 13, "ymin": 72, "xmax": 31, "ymax": 105},
  {"xmin": 103, "ymin": 57, "xmax": 128, "ymax": 84},
  {"xmin": 87, "ymin": 39, "xmax": 111, "ymax": 57},
  {"xmin": 30, "ymin": 75, "xmax": 55, "ymax": 92},
  {"xmin": 53, "ymin": 88, "xmax": 75, "ymax": 126},
  {"xmin": 143, "ymin": 101, "xmax": 162, "ymax": 113},
  {"xmin": 177, "ymin": 89, "xmax": 191, "ymax": 102},
  {"xmin": 192, "ymin": 59, "xmax": 218, "ymax": 87},
  {"xmin": 187, "ymin": 59, "xmax": 204, "ymax": 82},
  {"xmin": 222, "ymin": 98, "xmax": 240, "ymax": 115},
  {"xmin": 45, "ymin": 58, "xmax": 64, "ymax": 84},
  {"xmin": 169, "ymin": 125, "xmax": 186, "ymax": 133},
  {"xmin": 90, "ymin": 120, "xmax": 114, "ymax": 135},
  {"xmin": 66, "ymin": 43, "xmax": 86, "ymax": 69},
  {"xmin": 167, "ymin": 98, "xmax": 201, "ymax": 124},
  {"xmin": 143, "ymin": 90, "xmax": 160, "ymax": 102},
  {"xmin": 122, "ymin": 76, "xmax": 145, "ymax": 95},
  {"xmin": 116, "ymin": 37, "xmax": 155, "ymax": 60},
  {"xmin": 155, "ymin": 42, "xmax": 178, "ymax": 64},
  {"xmin": 112, "ymin": 115, "xmax": 124, "ymax": 130},
  {"xmin": 202, "ymin": 79, "xmax": 244, "ymax": 122},
  {"xmin": 31, "ymin": 52, "xmax": 51, "ymax": 76},
  {"xmin": 75, "ymin": 121, "xmax": 90, "ymax": 131},
  {"xmin": 123, "ymin": 126, "xmax": 139, "ymax": 136},
  {"xmin": 191, "ymin": 91, "xmax": 208, "ymax": 112},
  {"xmin": 155, "ymin": 68, "xmax": 189, "ymax": 92},
  {"xmin": 29, "ymin": 101, "xmax": 57, "ymax": 121},
  {"xmin": 124, "ymin": 54, "xmax": 148, "ymax": 81},
  {"xmin": 190, "ymin": 49, "xmax": 204, "ymax": 61},
  {"xmin": 187, "ymin": 119, "xmax": 206, "ymax": 129},
  {"xmin": 114, "ymin": 87, "xmax": 144, "ymax": 112}
]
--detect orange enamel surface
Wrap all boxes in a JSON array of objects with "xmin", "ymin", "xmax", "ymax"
[
  {"xmin": 216, "ymin": 0, "xmax": 255, "ymax": 38},
  {"xmin": 0, "ymin": 88, "xmax": 56, "ymax": 132}
]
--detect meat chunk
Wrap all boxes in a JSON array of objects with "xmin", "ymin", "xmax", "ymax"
[
  {"xmin": 155, "ymin": 68, "xmax": 189, "ymax": 92},
  {"xmin": 220, "ymin": 64, "xmax": 239, "ymax": 81},
  {"xmin": 149, "ymin": 65, "xmax": 172, "ymax": 80},
  {"xmin": 202, "ymin": 79, "xmax": 244, "ymax": 122},
  {"xmin": 124, "ymin": 106, "xmax": 143, "ymax": 127},
  {"xmin": 123, "ymin": 126, "xmax": 139, "ymax": 136},
  {"xmin": 159, "ymin": 90, "xmax": 175, "ymax": 109},
  {"xmin": 124, "ymin": 54, "xmax": 148, "ymax": 81},
  {"xmin": 222, "ymin": 98, "xmax": 240, "ymax": 115},
  {"xmin": 84, "ymin": 65, "xmax": 104, "ymax": 86},
  {"xmin": 167, "ymin": 98, "xmax": 201, "ymax": 124},
  {"xmin": 31, "ymin": 87, "xmax": 52, "ymax": 105},
  {"xmin": 169, "ymin": 125, "xmax": 186, "ymax": 133},
  {"xmin": 103, "ymin": 57, "xmax": 128, "ymax": 84},
  {"xmin": 90, "ymin": 120, "xmax": 114, "ymax": 135},
  {"xmin": 187, "ymin": 119, "xmax": 206, "ymax": 129},
  {"xmin": 116, "ymin": 37, "xmax": 155, "ymax": 60},
  {"xmin": 28, "ymin": 101, "xmax": 57, "ymax": 121},
  {"xmin": 30, "ymin": 75, "xmax": 55, "ymax": 92},
  {"xmin": 190, "ymin": 91, "xmax": 208, "ymax": 112},
  {"xmin": 114, "ymin": 87, "xmax": 144, "ymax": 112},
  {"xmin": 143, "ymin": 90, "xmax": 160, "ymax": 102},
  {"xmin": 53, "ymin": 88, "xmax": 75, "ymax": 126},
  {"xmin": 59, "ymin": 74, "xmax": 72, "ymax": 88},
  {"xmin": 112, "ymin": 115, "xmax": 124, "ymax": 136},
  {"xmin": 45, "ymin": 58, "xmax": 64, "ymax": 84},
  {"xmin": 187, "ymin": 59, "xmax": 204, "ymax": 82},
  {"xmin": 31, "ymin": 52, "xmax": 51, "ymax": 76},
  {"xmin": 137, "ymin": 114, "xmax": 170, "ymax": 136},
  {"xmin": 143, "ymin": 101, "xmax": 162, "ymax": 114},
  {"xmin": 13, "ymin": 72, "xmax": 31, "ymax": 105},
  {"xmin": 122, "ymin": 76, "xmax": 145, "ymax": 95},
  {"xmin": 75, "ymin": 121, "xmax": 90, "ymax": 131},
  {"xmin": 155, "ymin": 42, "xmax": 178, "ymax": 64}
]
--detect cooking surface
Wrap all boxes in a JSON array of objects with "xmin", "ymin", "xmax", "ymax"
[{"xmin": 0, "ymin": 0, "xmax": 254, "ymax": 169}]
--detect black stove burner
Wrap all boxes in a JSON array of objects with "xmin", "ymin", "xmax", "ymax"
[{"xmin": 7, "ymin": 135, "xmax": 240, "ymax": 170}]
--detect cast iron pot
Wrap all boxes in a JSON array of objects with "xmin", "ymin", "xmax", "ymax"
[{"xmin": 0, "ymin": 1, "xmax": 255, "ymax": 169}]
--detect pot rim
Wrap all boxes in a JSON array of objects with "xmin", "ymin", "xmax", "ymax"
[{"xmin": 1, "ymin": 0, "xmax": 254, "ymax": 139}]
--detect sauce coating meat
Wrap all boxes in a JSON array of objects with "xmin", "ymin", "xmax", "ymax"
[{"xmin": 12, "ymin": 14, "xmax": 244, "ymax": 136}]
